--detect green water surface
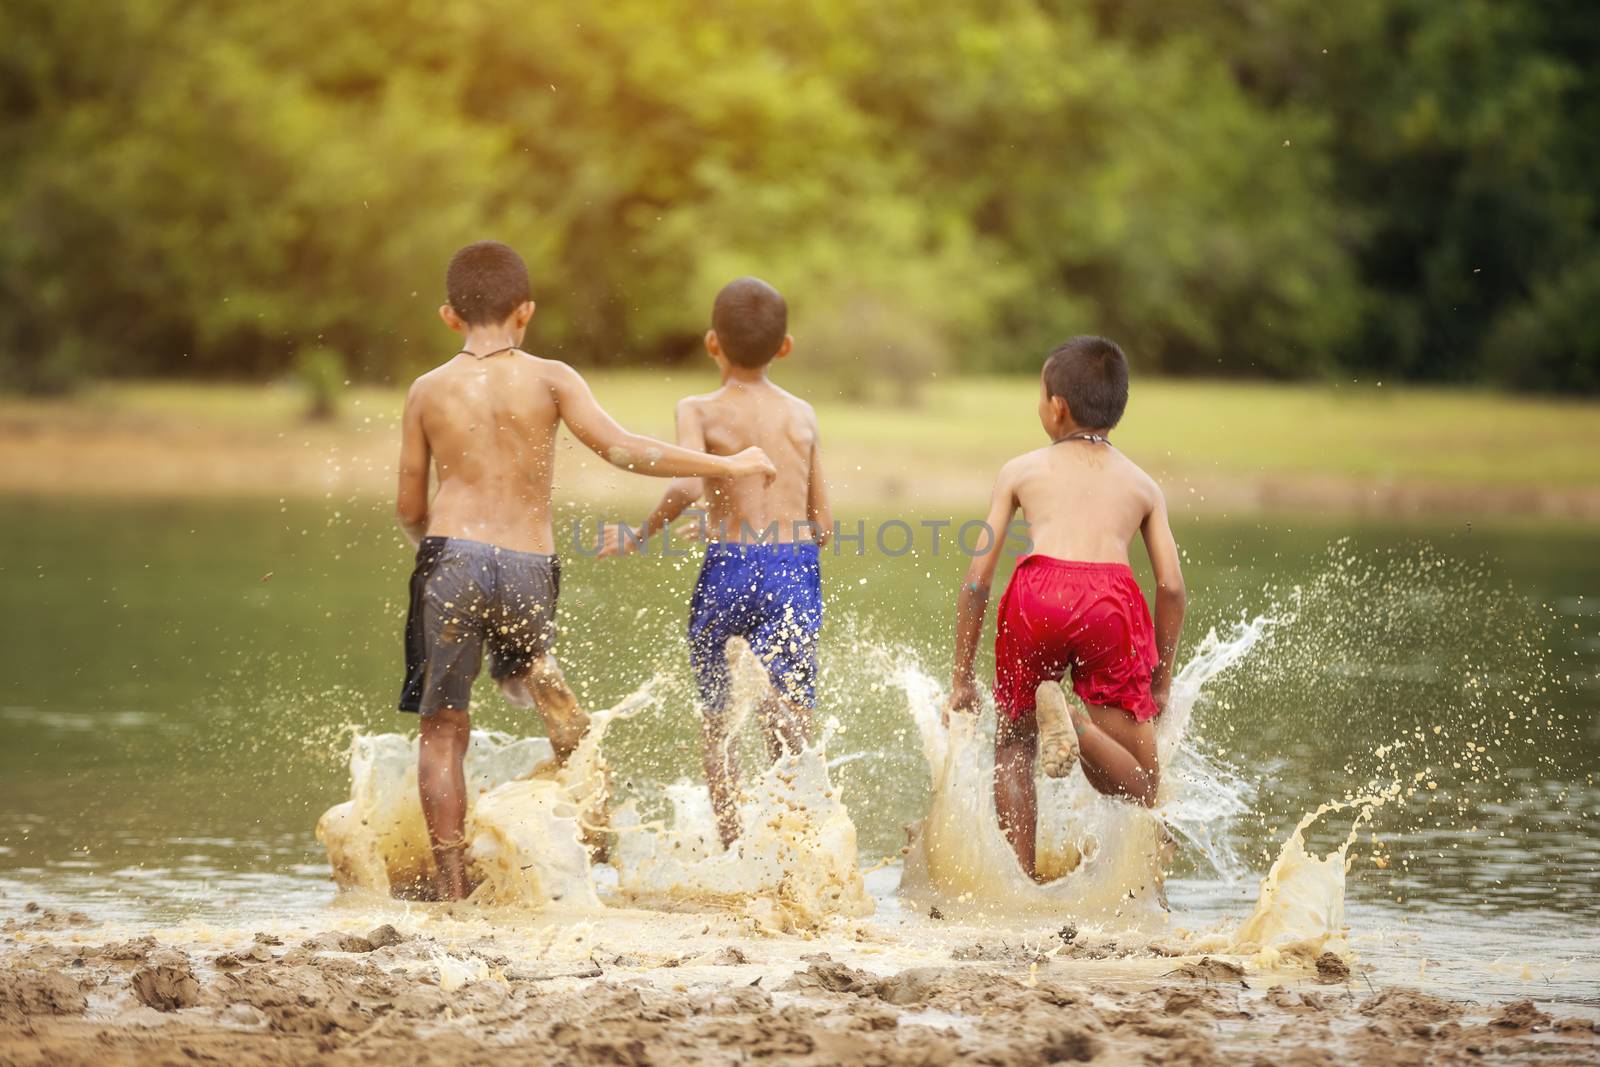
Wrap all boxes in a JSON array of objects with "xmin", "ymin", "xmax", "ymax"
[{"xmin": 0, "ymin": 496, "xmax": 1595, "ymax": 931}]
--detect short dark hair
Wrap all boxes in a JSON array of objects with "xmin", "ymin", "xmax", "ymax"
[
  {"xmin": 712, "ymin": 277, "xmax": 788, "ymax": 368},
  {"xmin": 446, "ymin": 241, "xmax": 532, "ymax": 326},
  {"xmin": 1042, "ymin": 336, "xmax": 1129, "ymax": 429}
]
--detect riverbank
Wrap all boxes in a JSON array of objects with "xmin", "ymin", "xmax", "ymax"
[
  {"xmin": 2, "ymin": 376, "xmax": 1597, "ymax": 519},
  {"xmin": 3, "ymin": 904, "xmax": 1596, "ymax": 1067}
]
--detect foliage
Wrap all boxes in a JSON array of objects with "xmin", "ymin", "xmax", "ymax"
[
  {"xmin": 0, "ymin": 0, "xmax": 1595, "ymax": 394},
  {"xmin": 295, "ymin": 345, "xmax": 346, "ymax": 422},
  {"xmin": 1482, "ymin": 250, "xmax": 1600, "ymax": 394},
  {"xmin": 802, "ymin": 296, "xmax": 951, "ymax": 404}
]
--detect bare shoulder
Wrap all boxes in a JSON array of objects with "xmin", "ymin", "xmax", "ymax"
[
  {"xmin": 515, "ymin": 353, "xmax": 586, "ymax": 398},
  {"xmin": 1116, "ymin": 450, "xmax": 1165, "ymax": 509},
  {"xmin": 409, "ymin": 360, "xmax": 453, "ymax": 388},
  {"xmin": 675, "ymin": 390, "xmax": 716, "ymax": 416},
  {"xmin": 521, "ymin": 351, "xmax": 576, "ymax": 379},
  {"xmin": 767, "ymin": 384, "xmax": 820, "ymax": 443},
  {"xmin": 404, "ymin": 363, "xmax": 448, "ymax": 406},
  {"xmin": 994, "ymin": 447, "xmax": 1049, "ymax": 493},
  {"xmin": 1004, "ymin": 445, "xmax": 1052, "ymax": 478},
  {"xmin": 665, "ymin": 391, "xmax": 722, "ymax": 438},
  {"xmin": 767, "ymin": 381, "xmax": 817, "ymax": 420}
]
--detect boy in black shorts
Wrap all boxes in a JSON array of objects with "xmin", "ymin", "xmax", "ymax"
[{"xmin": 395, "ymin": 242, "xmax": 774, "ymax": 898}]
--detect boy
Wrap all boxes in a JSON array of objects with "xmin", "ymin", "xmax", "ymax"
[
  {"xmin": 599, "ymin": 277, "xmax": 831, "ymax": 847},
  {"xmin": 396, "ymin": 242, "xmax": 776, "ymax": 900},
  {"xmin": 947, "ymin": 336, "xmax": 1185, "ymax": 880}
]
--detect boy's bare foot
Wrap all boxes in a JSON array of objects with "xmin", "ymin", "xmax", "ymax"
[
  {"xmin": 433, "ymin": 838, "xmax": 472, "ymax": 901},
  {"xmin": 1034, "ymin": 680, "xmax": 1081, "ymax": 779}
]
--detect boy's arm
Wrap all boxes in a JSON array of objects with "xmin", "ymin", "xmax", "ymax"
[
  {"xmin": 395, "ymin": 381, "xmax": 430, "ymax": 546},
  {"xmin": 549, "ymin": 363, "xmax": 775, "ymax": 481},
  {"xmin": 948, "ymin": 463, "xmax": 1019, "ymax": 713},
  {"xmin": 1141, "ymin": 485, "xmax": 1186, "ymax": 713},
  {"xmin": 600, "ymin": 399, "xmax": 706, "ymax": 557},
  {"xmin": 806, "ymin": 418, "xmax": 833, "ymax": 547}
]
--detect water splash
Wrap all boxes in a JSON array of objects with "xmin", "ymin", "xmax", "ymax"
[
  {"xmin": 1223, "ymin": 796, "xmax": 1382, "ymax": 960},
  {"xmin": 609, "ymin": 718, "xmax": 873, "ymax": 930},
  {"xmin": 316, "ymin": 658, "xmax": 870, "ymax": 928},
  {"xmin": 894, "ymin": 616, "xmax": 1273, "ymax": 924},
  {"xmin": 315, "ymin": 730, "xmax": 562, "ymax": 899},
  {"xmin": 313, "ymin": 538, "xmax": 1584, "ymax": 966},
  {"xmin": 315, "ymin": 683, "xmax": 662, "ymax": 907}
]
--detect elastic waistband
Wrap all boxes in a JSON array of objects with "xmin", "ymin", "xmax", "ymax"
[
  {"xmin": 418, "ymin": 535, "xmax": 554, "ymax": 562},
  {"xmin": 1014, "ymin": 553, "xmax": 1134, "ymax": 574},
  {"xmin": 704, "ymin": 540, "xmax": 821, "ymax": 560}
]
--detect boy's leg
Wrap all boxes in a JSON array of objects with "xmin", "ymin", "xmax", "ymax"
[
  {"xmin": 704, "ymin": 636, "xmax": 786, "ymax": 847},
  {"xmin": 492, "ymin": 555, "xmax": 587, "ymax": 762},
  {"xmin": 761, "ymin": 695, "xmax": 811, "ymax": 761},
  {"xmin": 418, "ymin": 706, "xmax": 473, "ymax": 901},
  {"xmin": 702, "ymin": 706, "xmax": 742, "ymax": 848},
  {"xmin": 1040, "ymin": 680, "xmax": 1160, "ymax": 806},
  {"xmin": 688, "ymin": 550, "xmax": 754, "ymax": 849},
  {"xmin": 1076, "ymin": 701, "xmax": 1159, "ymax": 805},
  {"xmin": 410, "ymin": 543, "xmax": 486, "ymax": 902},
  {"xmin": 727, "ymin": 635, "xmax": 812, "ymax": 761},
  {"xmin": 499, "ymin": 655, "xmax": 609, "ymax": 861},
  {"xmin": 993, "ymin": 711, "xmax": 1041, "ymax": 879},
  {"xmin": 497, "ymin": 653, "xmax": 590, "ymax": 764}
]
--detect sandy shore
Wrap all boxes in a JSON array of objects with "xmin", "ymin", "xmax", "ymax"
[
  {"xmin": 4, "ymin": 384, "xmax": 1599, "ymax": 520},
  {"xmin": 3, "ymin": 903, "xmax": 1595, "ymax": 1067}
]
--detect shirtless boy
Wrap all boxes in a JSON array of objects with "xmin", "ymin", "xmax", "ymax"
[
  {"xmin": 600, "ymin": 277, "xmax": 831, "ymax": 847},
  {"xmin": 396, "ymin": 242, "xmax": 775, "ymax": 899},
  {"xmin": 947, "ymin": 336, "xmax": 1186, "ymax": 880}
]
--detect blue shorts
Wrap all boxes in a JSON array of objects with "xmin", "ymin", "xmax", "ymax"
[{"xmin": 688, "ymin": 541, "xmax": 823, "ymax": 713}]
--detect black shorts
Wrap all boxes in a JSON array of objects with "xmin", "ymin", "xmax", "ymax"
[{"xmin": 398, "ymin": 537, "xmax": 560, "ymax": 716}]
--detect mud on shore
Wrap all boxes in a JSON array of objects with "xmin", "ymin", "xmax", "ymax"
[{"xmin": 2, "ymin": 908, "xmax": 1595, "ymax": 1067}]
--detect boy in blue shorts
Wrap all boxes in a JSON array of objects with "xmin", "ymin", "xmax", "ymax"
[{"xmin": 600, "ymin": 278, "xmax": 832, "ymax": 846}]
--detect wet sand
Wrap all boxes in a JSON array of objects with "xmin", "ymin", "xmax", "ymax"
[{"xmin": 3, "ymin": 902, "xmax": 1596, "ymax": 1067}]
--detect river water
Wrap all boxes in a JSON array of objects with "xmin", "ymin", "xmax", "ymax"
[{"xmin": 1, "ymin": 497, "xmax": 1595, "ymax": 1010}]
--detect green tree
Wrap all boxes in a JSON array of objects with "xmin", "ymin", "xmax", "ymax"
[
  {"xmin": 2, "ymin": 0, "xmax": 1594, "ymax": 393},
  {"xmin": 1093, "ymin": 0, "xmax": 1599, "ymax": 388}
]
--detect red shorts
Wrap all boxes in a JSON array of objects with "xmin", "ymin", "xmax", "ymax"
[{"xmin": 994, "ymin": 555, "xmax": 1160, "ymax": 722}]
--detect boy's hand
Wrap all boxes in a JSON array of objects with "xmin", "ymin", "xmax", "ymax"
[
  {"xmin": 672, "ymin": 515, "xmax": 706, "ymax": 544},
  {"xmin": 596, "ymin": 524, "xmax": 639, "ymax": 559},
  {"xmin": 1151, "ymin": 673, "xmax": 1172, "ymax": 715},
  {"xmin": 728, "ymin": 446, "xmax": 777, "ymax": 484},
  {"xmin": 946, "ymin": 676, "xmax": 980, "ymax": 724}
]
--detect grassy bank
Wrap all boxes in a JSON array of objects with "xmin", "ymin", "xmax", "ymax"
[{"xmin": 2, "ymin": 374, "xmax": 1597, "ymax": 518}]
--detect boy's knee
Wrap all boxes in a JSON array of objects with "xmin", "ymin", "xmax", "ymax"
[
  {"xmin": 995, "ymin": 712, "xmax": 1036, "ymax": 749},
  {"xmin": 419, "ymin": 707, "xmax": 469, "ymax": 740},
  {"xmin": 496, "ymin": 675, "xmax": 535, "ymax": 709},
  {"xmin": 499, "ymin": 656, "xmax": 584, "ymax": 723}
]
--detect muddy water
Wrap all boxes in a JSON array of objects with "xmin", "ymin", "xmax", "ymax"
[{"xmin": 0, "ymin": 498, "xmax": 1595, "ymax": 1012}]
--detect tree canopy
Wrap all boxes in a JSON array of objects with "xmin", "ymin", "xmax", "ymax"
[{"xmin": 2, "ymin": 0, "xmax": 1595, "ymax": 392}]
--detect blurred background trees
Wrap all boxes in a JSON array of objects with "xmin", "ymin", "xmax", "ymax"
[{"xmin": 1, "ymin": 0, "xmax": 1595, "ymax": 394}]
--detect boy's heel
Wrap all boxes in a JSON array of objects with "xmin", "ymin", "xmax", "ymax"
[{"xmin": 1035, "ymin": 680, "xmax": 1081, "ymax": 779}]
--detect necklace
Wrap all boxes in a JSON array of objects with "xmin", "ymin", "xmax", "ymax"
[
  {"xmin": 455, "ymin": 344, "xmax": 519, "ymax": 360},
  {"xmin": 1053, "ymin": 430, "xmax": 1110, "ymax": 445}
]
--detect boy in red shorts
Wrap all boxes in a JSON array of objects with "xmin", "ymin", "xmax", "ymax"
[{"xmin": 947, "ymin": 336, "xmax": 1186, "ymax": 880}]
